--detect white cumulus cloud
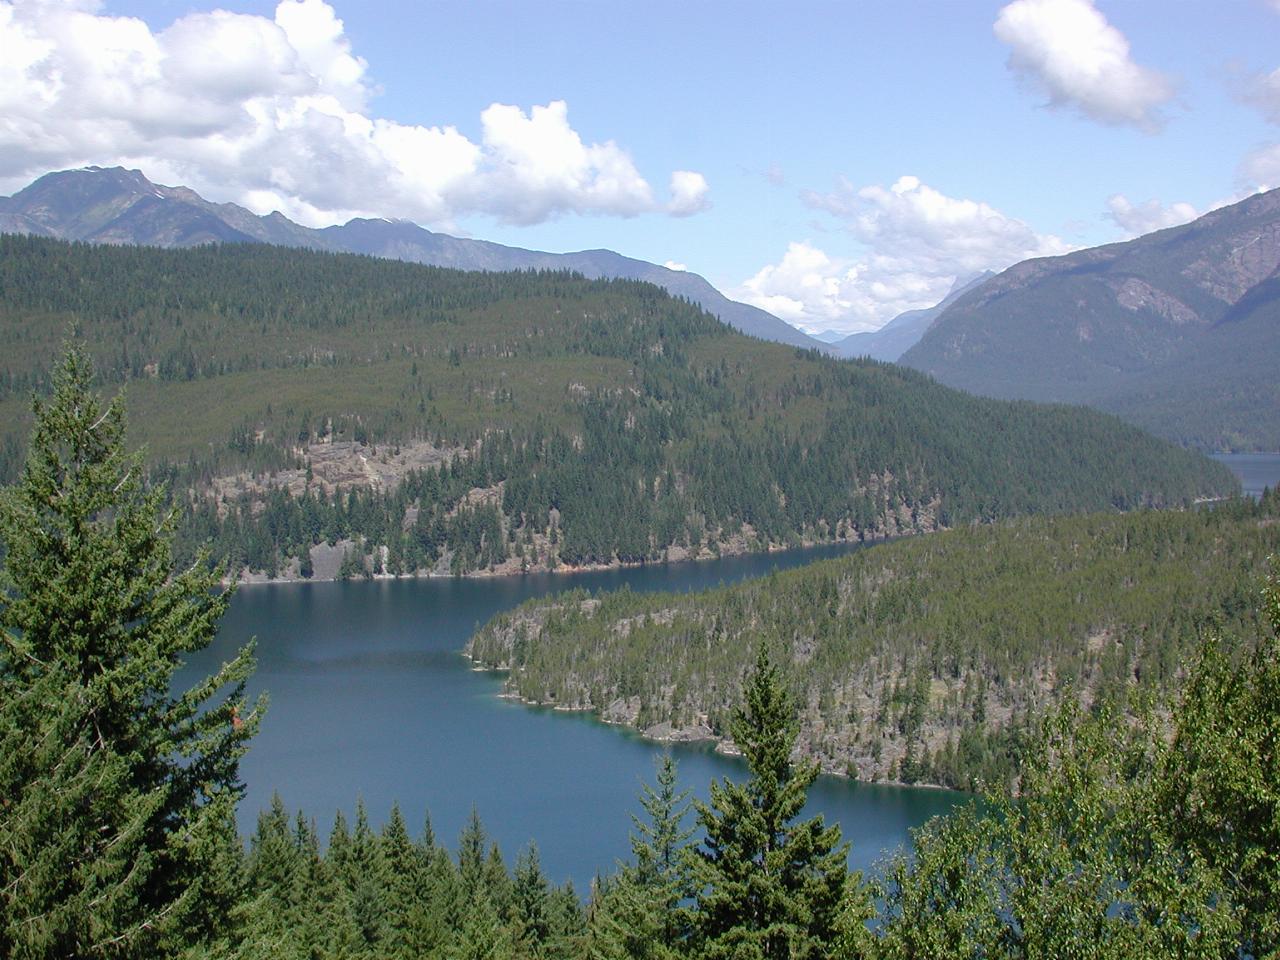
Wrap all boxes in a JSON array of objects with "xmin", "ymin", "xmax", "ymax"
[
  {"xmin": 0, "ymin": 0, "xmax": 708, "ymax": 227},
  {"xmin": 1228, "ymin": 5, "xmax": 1280, "ymax": 194},
  {"xmin": 1240, "ymin": 143, "xmax": 1280, "ymax": 192},
  {"xmin": 1235, "ymin": 66, "xmax": 1280, "ymax": 127},
  {"xmin": 1105, "ymin": 194, "xmax": 1200, "ymax": 236},
  {"xmin": 993, "ymin": 0, "xmax": 1175, "ymax": 131},
  {"xmin": 667, "ymin": 170, "xmax": 711, "ymax": 217},
  {"xmin": 740, "ymin": 176, "xmax": 1071, "ymax": 335}
]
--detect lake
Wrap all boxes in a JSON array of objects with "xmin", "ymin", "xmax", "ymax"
[
  {"xmin": 1213, "ymin": 452, "xmax": 1280, "ymax": 499},
  {"xmin": 180, "ymin": 542, "xmax": 963, "ymax": 889}
]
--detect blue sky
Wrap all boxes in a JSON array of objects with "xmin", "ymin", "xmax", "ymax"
[{"xmin": 3, "ymin": 0, "xmax": 1279, "ymax": 334}]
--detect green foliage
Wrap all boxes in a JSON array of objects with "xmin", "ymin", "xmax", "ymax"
[
  {"xmin": 875, "ymin": 564, "xmax": 1280, "ymax": 958},
  {"xmin": 0, "ymin": 235, "xmax": 1235, "ymax": 579},
  {"xmin": 687, "ymin": 646, "xmax": 848, "ymax": 959},
  {"xmin": 588, "ymin": 754, "xmax": 694, "ymax": 960},
  {"xmin": 230, "ymin": 802, "xmax": 585, "ymax": 960},
  {"xmin": 1155, "ymin": 558, "xmax": 1280, "ymax": 956},
  {"xmin": 472, "ymin": 497, "xmax": 1280, "ymax": 789},
  {"xmin": 7, "ymin": 337, "xmax": 1278, "ymax": 960},
  {"xmin": 0, "ymin": 346, "xmax": 261, "ymax": 958}
]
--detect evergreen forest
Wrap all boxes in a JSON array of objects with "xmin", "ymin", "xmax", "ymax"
[
  {"xmin": 469, "ymin": 496, "xmax": 1280, "ymax": 789},
  {"xmin": 1, "ymin": 351, "xmax": 1277, "ymax": 959},
  {"xmin": 0, "ymin": 235, "xmax": 1235, "ymax": 578}
]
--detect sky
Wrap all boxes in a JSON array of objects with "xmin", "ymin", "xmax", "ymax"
[{"xmin": 3, "ymin": 0, "xmax": 1280, "ymax": 336}]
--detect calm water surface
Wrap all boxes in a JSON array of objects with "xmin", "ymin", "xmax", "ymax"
[
  {"xmin": 181, "ymin": 543, "xmax": 962, "ymax": 888},
  {"xmin": 1213, "ymin": 453, "xmax": 1280, "ymax": 499}
]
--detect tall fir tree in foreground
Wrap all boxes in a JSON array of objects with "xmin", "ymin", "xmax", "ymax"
[
  {"xmin": 0, "ymin": 346, "xmax": 262, "ymax": 959},
  {"xmin": 589, "ymin": 753, "xmax": 695, "ymax": 960},
  {"xmin": 688, "ymin": 645, "xmax": 850, "ymax": 960}
]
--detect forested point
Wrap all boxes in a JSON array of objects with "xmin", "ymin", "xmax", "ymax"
[
  {"xmin": 1, "ymin": 347, "xmax": 1278, "ymax": 959},
  {"xmin": 0, "ymin": 234, "xmax": 1235, "ymax": 580},
  {"xmin": 468, "ymin": 494, "xmax": 1280, "ymax": 789}
]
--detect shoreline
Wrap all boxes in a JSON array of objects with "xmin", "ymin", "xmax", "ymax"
[
  {"xmin": 224, "ymin": 532, "xmax": 885, "ymax": 588},
  {"xmin": 474, "ymin": 657, "xmax": 961, "ymax": 795}
]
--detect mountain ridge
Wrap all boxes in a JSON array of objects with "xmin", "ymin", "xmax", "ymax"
[
  {"xmin": 0, "ymin": 166, "xmax": 829, "ymax": 352},
  {"xmin": 899, "ymin": 188, "xmax": 1280, "ymax": 450},
  {"xmin": 831, "ymin": 272, "xmax": 995, "ymax": 361}
]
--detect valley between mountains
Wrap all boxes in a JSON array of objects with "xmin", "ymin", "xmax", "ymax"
[{"xmin": 0, "ymin": 166, "xmax": 1273, "ymax": 796}]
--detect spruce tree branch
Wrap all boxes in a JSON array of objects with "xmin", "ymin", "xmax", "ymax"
[{"xmin": 0, "ymin": 628, "xmax": 45, "ymax": 667}]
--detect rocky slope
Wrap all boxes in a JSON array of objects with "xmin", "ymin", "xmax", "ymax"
[
  {"xmin": 0, "ymin": 235, "xmax": 1236, "ymax": 582},
  {"xmin": 900, "ymin": 189, "xmax": 1280, "ymax": 450}
]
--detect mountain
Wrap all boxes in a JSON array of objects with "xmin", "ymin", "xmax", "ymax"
[
  {"xmin": 899, "ymin": 190, "xmax": 1280, "ymax": 450},
  {"xmin": 0, "ymin": 234, "xmax": 1235, "ymax": 580},
  {"xmin": 0, "ymin": 166, "xmax": 827, "ymax": 351},
  {"xmin": 810, "ymin": 330, "xmax": 848, "ymax": 344},
  {"xmin": 831, "ymin": 272, "xmax": 994, "ymax": 361}
]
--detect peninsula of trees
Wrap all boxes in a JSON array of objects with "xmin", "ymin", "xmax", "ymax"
[
  {"xmin": 468, "ymin": 495, "xmax": 1280, "ymax": 789},
  {"xmin": 0, "ymin": 235, "xmax": 1235, "ymax": 579}
]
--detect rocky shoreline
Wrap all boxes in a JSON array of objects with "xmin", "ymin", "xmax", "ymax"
[
  {"xmin": 476, "ymin": 671, "xmax": 955, "ymax": 792},
  {"xmin": 225, "ymin": 527, "xmax": 894, "ymax": 587}
]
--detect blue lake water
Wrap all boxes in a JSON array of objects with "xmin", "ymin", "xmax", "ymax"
[
  {"xmin": 1213, "ymin": 452, "xmax": 1280, "ymax": 499},
  {"xmin": 180, "ymin": 542, "xmax": 962, "ymax": 889}
]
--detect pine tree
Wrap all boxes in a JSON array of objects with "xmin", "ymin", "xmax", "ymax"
[
  {"xmin": 236, "ymin": 796, "xmax": 306, "ymax": 960},
  {"xmin": 454, "ymin": 810, "xmax": 511, "ymax": 959},
  {"xmin": 412, "ymin": 813, "xmax": 458, "ymax": 957},
  {"xmin": 589, "ymin": 754, "xmax": 693, "ymax": 960},
  {"xmin": 0, "ymin": 346, "xmax": 262, "ymax": 958},
  {"xmin": 380, "ymin": 803, "xmax": 424, "ymax": 960},
  {"xmin": 346, "ymin": 799, "xmax": 389, "ymax": 953},
  {"xmin": 511, "ymin": 843, "xmax": 552, "ymax": 953},
  {"xmin": 687, "ymin": 645, "xmax": 848, "ymax": 960},
  {"xmin": 632, "ymin": 754, "xmax": 694, "ymax": 893}
]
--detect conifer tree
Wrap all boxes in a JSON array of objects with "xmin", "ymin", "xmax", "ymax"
[
  {"xmin": 1157, "ymin": 557, "xmax": 1280, "ymax": 957},
  {"xmin": 0, "ymin": 346, "xmax": 261, "ymax": 958},
  {"xmin": 414, "ymin": 814, "xmax": 460, "ymax": 957},
  {"xmin": 687, "ymin": 645, "xmax": 848, "ymax": 960},
  {"xmin": 345, "ymin": 798, "xmax": 389, "ymax": 954},
  {"xmin": 512, "ymin": 843, "xmax": 552, "ymax": 953},
  {"xmin": 236, "ymin": 797, "xmax": 306, "ymax": 960},
  {"xmin": 379, "ymin": 805, "xmax": 417, "ymax": 948},
  {"xmin": 632, "ymin": 754, "xmax": 694, "ymax": 894},
  {"xmin": 454, "ymin": 811, "xmax": 511, "ymax": 959},
  {"xmin": 589, "ymin": 754, "xmax": 693, "ymax": 960}
]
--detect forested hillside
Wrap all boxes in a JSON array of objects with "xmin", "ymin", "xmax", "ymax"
[
  {"xmin": 468, "ymin": 495, "xmax": 1280, "ymax": 789},
  {"xmin": 1, "ymin": 166, "xmax": 829, "ymax": 350},
  {"xmin": 4, "ymin": 347, "xmax": 1278, "ymax": 959},
  {"xmin": 0, "ymin": 234, "xmax": 1235, "ymax": 578}
]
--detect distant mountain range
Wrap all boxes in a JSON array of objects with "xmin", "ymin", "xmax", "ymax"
[
  {"xmin": 830, "ymin": 272, "xmax": 994, "ymax": 361},
  {"xmin": 899, "ymin": 189, "xmax": 1280, "ymax": 451},
  {"xmin": 0, "ymin": 166, "xmax": 829, "ymax": 352},
  {"xmin": 7, "ymin": 167, "xmax": 1276, "ymax": 451}
]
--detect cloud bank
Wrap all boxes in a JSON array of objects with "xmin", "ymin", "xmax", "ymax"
[
  {"xmin": 739, "ymin": 176, "xmax": 1071, "ymax": 335},
  {"xmin": 993, "ymin": 0, "xmax": 1175, "ymax": 131},
  {"xmin": 0, "ymin": 0, "xmax": 708, "ymax": 227}
]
